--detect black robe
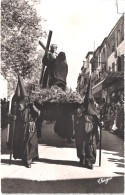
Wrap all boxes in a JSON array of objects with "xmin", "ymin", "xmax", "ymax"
[
  {"xmin": 74, "ymin": 113, "xmax": 99, "ymax": 165},
  {"xmin": 8, "ymin": 102, "xmax": 39, "ymax": 163},
  {"xmin": 53, "ymin": 58, "xmax": 68, "ymax": 90}
]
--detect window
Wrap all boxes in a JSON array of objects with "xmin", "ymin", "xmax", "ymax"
[
  {"xmin": 99, "ymin": 72, "xmax": 101, "ymax": 77},
  {"xmin": 121, "ymin": 22, "xmax": 124, "ymax": 41},
  {"xmin": 107, "ymin": 42, "xmax": 111, "ymax": 57},
  {"xmin": 104, "ymin": 64, "xmax": 106, "ymax": 72},
  {"xmin": 111, "ymin": 36, "xmax": 115, "ymax": 52},
  {"xmin": 112, "ymin": 45, "xmax": 115, "ymax": 52},
  {"xmin": 117, "ymin": 29, "xmax": 121, "ymax": 46},
  {"xmin": 117, "ymin": 55, "xmax": 124, "ymax": 71},
  {"xmin": 92, "ymin": 63, "xmax": 94, "ymax": 72},
  {"xmin": 117, "ymin": 56, "xmax": 121, "ymax": 71},
  {"xmin": 121, "ymin": 55, "xmax": 124, "ymax": 71},
  {"xmin": 109, "ymin": 66, "xmax": 111, "ymax": 71},
  {"xmin": 112, "ymin": 63, "xmax": 115, "ymax": 72}
]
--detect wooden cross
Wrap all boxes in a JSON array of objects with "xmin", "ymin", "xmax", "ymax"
[{"xmin": 39, "ymin": 30, "xmax": 53, "ymax": 85}]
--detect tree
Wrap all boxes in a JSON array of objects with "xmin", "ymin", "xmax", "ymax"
[{"xmin": 1, "ymin": 0, "xmax": 46, "ymax": 96}]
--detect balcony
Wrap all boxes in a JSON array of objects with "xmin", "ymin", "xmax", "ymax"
[{"xmin": 93, "ymin": 71, "xmax": 109, "ymax": 86}]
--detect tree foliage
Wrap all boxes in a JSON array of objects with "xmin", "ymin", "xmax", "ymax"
[{"xmin": 1, "ymin": 0, "xmax": 46, "ymax": 96}]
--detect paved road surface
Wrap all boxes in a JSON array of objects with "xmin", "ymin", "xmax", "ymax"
[{"xmin": 1, "ymin": 121, "xmax": 124, "ymax": 193}]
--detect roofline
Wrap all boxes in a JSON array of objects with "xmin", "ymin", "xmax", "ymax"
[
  {"xmin": 85, "ymin": 51, "xmax": 94, "ymax": 59},
  {"xmin": 107, "ymin": 14, "xmax": 124, "ymax": 40}
]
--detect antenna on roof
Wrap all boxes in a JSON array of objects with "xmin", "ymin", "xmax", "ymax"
[
  {"xmin": 115, "ymin": 0, "xmax": 124, "ymax": 14},
  {"xmin": 94, "ymin": 41, "xmax": 95, "ymax": 51}
]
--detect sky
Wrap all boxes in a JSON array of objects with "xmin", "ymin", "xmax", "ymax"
[{"xmin": 36, "ymin": 0, "xmax": 125, "ymax": 90}]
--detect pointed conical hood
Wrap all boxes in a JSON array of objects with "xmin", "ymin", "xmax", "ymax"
[
  {"xmin": 84, "ymin": 76, "xmax": 98, "ymax": 115},
  {"xmin": 13, "ymin": 75, "xmax": 28, "ymax": 101}
]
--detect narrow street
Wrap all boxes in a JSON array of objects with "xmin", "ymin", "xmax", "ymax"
[{"xmin": 1, "ymin": 121, "xmax": 124, "ymax": 193}]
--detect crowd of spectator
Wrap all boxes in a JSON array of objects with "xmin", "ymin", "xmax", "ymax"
[{"xmin": 100, "ymin": 90, "xmax": 124, "ymax": 138}]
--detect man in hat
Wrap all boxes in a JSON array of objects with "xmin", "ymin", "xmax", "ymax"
[
  {"xmin": 7, "ymin": 76, "xmax": 40, "ymax": 168},
  {"xmin": 42, "ymin": 44, "xmax": 58, "ymax": 88}
]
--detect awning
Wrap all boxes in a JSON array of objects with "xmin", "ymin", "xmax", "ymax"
[
  {"xmin": 92, "ymin": 79, "xmax": 105, "ymax": 90},
  {"xmin": 103, "ymin": 71, "xmax": 124, "ymax": 86},
  {"xmin": 92, "ymin": 78, "xmax": 106, "ymax": 95}
]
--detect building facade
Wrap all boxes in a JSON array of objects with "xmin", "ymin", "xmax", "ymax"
[
  {"xmin": 102, "ymin": 14, "xmax": 124, "ymax": 103},
  {"xmin": 76, "ymin": 52, "xmax": 93, "ymax": 97},
  {"xmin": 77, "ymin": 14, "xmax": 124, "ymax": 105},
  {"xmin": 91, "ymin": 39, "xmax": 108, "ymax": 102}
]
